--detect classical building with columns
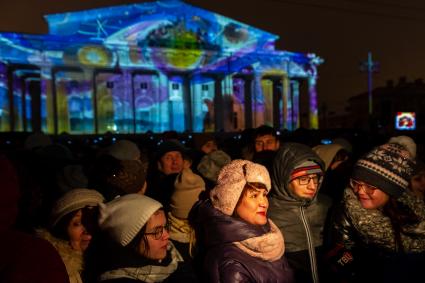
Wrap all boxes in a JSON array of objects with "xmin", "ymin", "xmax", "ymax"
[{"xmin": 0, "ymin": 0, "xmax": 323, "ymax": 134}]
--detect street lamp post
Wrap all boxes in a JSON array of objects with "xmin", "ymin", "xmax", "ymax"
[{"xmin": 360, "ymin": 52, "xmax": 379, "ymax": 115}]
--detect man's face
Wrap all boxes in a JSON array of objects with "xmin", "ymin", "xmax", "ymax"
[
  {"xmin": 255, "ymin": 134, "xmax": 280, "ymax": 152},
  {"xmin": 157, "ymin": 151, "xmax": 184, "ymax": 175},
  {"xmin": 201, "ymin": 140, "xmax": 217, "ymax": 154},
  {"xmin": 288, "ymin": 174, "xmax": 320, "ymax": 200}
]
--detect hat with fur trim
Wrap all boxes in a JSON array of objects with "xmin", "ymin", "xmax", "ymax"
[
  {"xmin": 98, "ymin": 194, "xmax": 162, "ymax": 246},
  {"xmin": 51, "ymin": 188, "xmax": 104, "ymax": 227},
  {"xmin": 210, "ymin": 159, "xmax": 271, "ymax": 215}
]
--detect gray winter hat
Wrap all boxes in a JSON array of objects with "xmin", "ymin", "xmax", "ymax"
[
  {"xmin": 106, "ymin": 140, "xmax": 141, "ymax": 161},
  {"xmin": 197, "ymin": 150, "xmax": 231, "ymax": 182},
  {"xmin": 51, "ymin": 188, "xmax": 104, "ymax": 226},
  {"xmin": 98, "ymin": 194, "xmax": 162, "ymax": 246}
]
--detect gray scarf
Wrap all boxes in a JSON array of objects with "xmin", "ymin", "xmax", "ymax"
[
  {"xmin": 344, "ymin": 188, "xmax": 425, "ymax": 252},
  {"xmin": 233, "ymin": 219, "xmax": 285, "ymax": 262},
  {"xmin": 99, "ymin": 242, "xmax": 183, "ymax": 282}
]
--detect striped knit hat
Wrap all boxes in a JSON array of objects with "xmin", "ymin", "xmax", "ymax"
[
  {"xmin": 351, "ymin": 142, "xmax": 415, "ymax": 197},
  {"xmin": 290, "ymin": 160, "xmax": 323, "ymax": 181}
]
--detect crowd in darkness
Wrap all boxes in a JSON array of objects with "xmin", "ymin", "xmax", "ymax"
[{"xmin": 1, "ymin": 126, "xmax": 424, "ymax": 283}]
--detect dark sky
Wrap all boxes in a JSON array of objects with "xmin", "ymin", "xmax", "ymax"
[{"xmin": 1, "ymin": 0, "xmax": 425, "ymax": 115}]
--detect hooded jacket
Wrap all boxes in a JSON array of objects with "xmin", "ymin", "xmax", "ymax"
[
  {"xmin": 192, "ymin": 199, "xmax": 294, "ymax": 283},
  {"xmin": 268, "ymin": 143, "xmax": 331, "ymax": 283}
]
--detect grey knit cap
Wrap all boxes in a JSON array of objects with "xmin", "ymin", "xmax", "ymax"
[
  {"xmin": 197, "ymin": 150, "xmax": 231, "ymax": 182},
  {"xmin": 51, "ymin": 188, "xmax": 104, "ymax": 226},
  {"xmin": 98, "ymin": 194, "xmax": 162, "ymax": 246},
  {"xmin": 106, "ymin": 140, "xmax": 141, "ymax": 161}
]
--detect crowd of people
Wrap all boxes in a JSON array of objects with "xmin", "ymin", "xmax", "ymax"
[{"xmin": 1, "ymin": 126, "xmax": 424, "ymax": 283}]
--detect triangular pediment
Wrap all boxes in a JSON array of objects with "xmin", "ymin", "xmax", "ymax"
[{"xmin": 44, "ymin": 0, "xmax": 278, "ymax": 52}]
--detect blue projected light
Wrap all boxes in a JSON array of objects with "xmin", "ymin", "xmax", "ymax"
[{"xmin": 0, "ymin": 0, "xmax": 323, "ymax": 134}]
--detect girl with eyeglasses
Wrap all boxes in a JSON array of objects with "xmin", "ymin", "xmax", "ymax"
[
  {"xmin": 326, "ymin": 140, "xmax": 425, "ymax": 283},
  {"xmin": 89, "ymin": 194, "xmax": 197, "ymax": 283},
  {"xmin": 268, "ymin": 142, "xmax": 330, "ymax": 283}
]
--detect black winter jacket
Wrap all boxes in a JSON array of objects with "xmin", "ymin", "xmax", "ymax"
[{"xmin": 191, "ymin": 199, "xmax": 294, "ymax": 283}]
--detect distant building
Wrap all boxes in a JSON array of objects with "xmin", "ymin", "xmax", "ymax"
[
  {"xmin": 0, "ymin": 0, "xmax": 322, "ymax": 134},
  {"xmin": 347, "ymin": 77, "xmax": 425, "ymax": 131}
]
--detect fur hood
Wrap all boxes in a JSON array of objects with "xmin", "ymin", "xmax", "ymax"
[{"xmin": 37, "ymin": 229, "xmax": 84, "ymax": 283}]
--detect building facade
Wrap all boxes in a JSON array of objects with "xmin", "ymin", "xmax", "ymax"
[{"xmin": 0, "ymin": 0, "xmax": 323, "ymax": 134}]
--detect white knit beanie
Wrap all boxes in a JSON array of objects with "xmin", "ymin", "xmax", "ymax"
[
  {"xmin": 210, "ymin": 159, "xmax": 271, "ymax": 215},
  {"xmin": 51, "ymin": 188, "xmax": 104, "ymax": 227},
  {"xmin": 98, "ymin": 194, "xmax": 162, "ymax": 246},
  {"xmin": 171, "ymin": 168, "xmax": 205, "ymax": 219}
]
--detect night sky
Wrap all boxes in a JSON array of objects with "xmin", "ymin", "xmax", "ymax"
[{"xmin": 1, "ymin": 0, "xmax": 425, "ymax": 116}]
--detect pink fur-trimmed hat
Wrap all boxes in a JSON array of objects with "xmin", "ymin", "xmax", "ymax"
[{"xmin": 210, "ymin": 159, "xmax": 271, "ymax": 215}]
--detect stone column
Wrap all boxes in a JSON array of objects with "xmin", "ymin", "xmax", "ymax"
[{"xmin": 308, "ymin": 76, "xmax": 319, "ymax": 129}]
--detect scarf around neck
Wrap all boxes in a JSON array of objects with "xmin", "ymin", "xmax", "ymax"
[
  {"xmin": 168, "ymin": 212, "xmax": 193, "ymax": 243},
  {"xmin": 233, "ymin": 219, "xmax": 285, "ymax": 262},
  {"xmin": 344, "ymin": 188, "xmax": 425, "ymax": 252},
  {"xmin": 99, "ymin": 241, "xmax": 183, "ymax": 282}
]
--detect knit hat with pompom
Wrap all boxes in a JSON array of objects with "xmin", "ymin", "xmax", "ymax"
[{"xmin": 351, "ymin": 140, "xmax": 416, "ymax": 197}]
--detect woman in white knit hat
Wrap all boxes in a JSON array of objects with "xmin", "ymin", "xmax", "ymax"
[
  {"xmin": 92, "ymin": 194, "xmax": 197, "ymax": 282},
  {"xmin": 37, "ymin": 188, "xmax": 105, "ymax": 283},
  {"xmin": 189, "ymin": 159, "xmax": 294, "ymax": 282}
]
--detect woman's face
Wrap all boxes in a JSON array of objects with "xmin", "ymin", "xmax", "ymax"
[
  {"xmin": 235, "ymin": 186, "xmax": 268, "ymax": 225},
  {"xmin": 350, "ymin": 179, "xmax": 390, "ymax": 209},
  {"xmin": 67, "ymin": 209, "xmax": 92, "ymax": 252},
  {"xmin": 138, "ymin": 210, "xmax": 169, "ymax": 260}
]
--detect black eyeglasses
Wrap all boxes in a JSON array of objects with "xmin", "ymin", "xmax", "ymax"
[
  {"xmin": 293, "ymin": 175, "xmax": 321, "ymax": 185},
  {"xmin": 145, "ymin": 223, "xmax": 170, "ymax": 240},
  {"xmin": 349, "ymin": 179, "xmax": 378, "ymax": 195}
]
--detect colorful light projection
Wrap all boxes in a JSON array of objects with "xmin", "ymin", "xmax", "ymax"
[
  {"xmin": 0, "ymin": 0, "xmax": 323, "ymax": 133},
  {"xmin": 395, "ymin": 112, "xmax": 416, "ymax": 131},
  {"xmin": 0, "ymin": 62, "xmax": 10, "ymax": 131}
]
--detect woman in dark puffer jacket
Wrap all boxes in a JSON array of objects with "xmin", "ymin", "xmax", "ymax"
[{"xmin": 190, "ymin": 159, "xmax": 294, "ymax": 283}]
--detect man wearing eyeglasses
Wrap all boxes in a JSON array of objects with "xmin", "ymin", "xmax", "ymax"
[{"xmin": 268, "ymin": 143, "xmax": 331, "ymax": 283}]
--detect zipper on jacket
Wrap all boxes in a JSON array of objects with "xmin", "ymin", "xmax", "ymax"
[{"xmin": 300, "ymin": 206, "xmax": 319, "ymax": 283}]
